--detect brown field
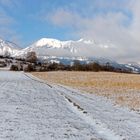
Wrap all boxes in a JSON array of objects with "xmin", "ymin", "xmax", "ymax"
[{"xmin": 31, "ymin": 71, "xmax": 140, "ymax": 110}]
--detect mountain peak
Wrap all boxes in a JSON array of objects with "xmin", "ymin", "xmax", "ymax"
[
  {"xmin": 35, "ymin": 38, "xmax": 62, "ymax": 48},
  {"xmin": 35, "ymin": 37, "xmax": 96, "ymax": 48}
]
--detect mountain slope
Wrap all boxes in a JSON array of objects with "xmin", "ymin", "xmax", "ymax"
[{"xmin": 0, "ymin": 38, "xmax": 21, "ymax": 57}]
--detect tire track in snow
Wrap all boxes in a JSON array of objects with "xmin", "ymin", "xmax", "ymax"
[{"xmin": 58, "ymin": 92, "xmax": 125, "ymax": 140}]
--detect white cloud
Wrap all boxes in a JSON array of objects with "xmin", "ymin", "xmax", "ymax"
[
  {"xmin": 46, "ymin": 0, "xmax": 140, "ymax": 63},
  {"xmin": 128, "ymin": 0, "xmax": 140, "ymax": 42}
]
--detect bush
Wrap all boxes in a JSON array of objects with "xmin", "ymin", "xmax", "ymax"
[
  {"xmin": 71, "ymin": 61, "xmax": 102, "ymax": 72},
  {"xmin": 23, "ymin": 64, "xmax": 35, "ymax": 72},
  {"xmin": 10, "ymin": 65, "xmax": 18, "ymax": 71}
]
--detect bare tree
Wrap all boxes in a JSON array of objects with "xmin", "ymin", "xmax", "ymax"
[{"xmin": 26, "ymin": 51, "xmax": 37, "ymax": 63}]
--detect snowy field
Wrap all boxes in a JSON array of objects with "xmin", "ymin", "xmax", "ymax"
[{"xmin": 0, "ymin": 71, "xmax": 140, "ymax": 140}]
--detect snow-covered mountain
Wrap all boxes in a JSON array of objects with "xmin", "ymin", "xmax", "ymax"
[
  {"xmin": 0, "ymin": 38, "xmax": 21, "ymax": 57},
  {"xmin": 15, "ymin": 38, "xmax": 115, "ymax": 59},
  {"xmin": 0, "ymin": 37, "xmax": 116, "ymax": 64}
]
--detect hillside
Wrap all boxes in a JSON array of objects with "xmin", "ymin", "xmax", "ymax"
[{"xmin": 0, "ymin": 38, "xmax": 21, "ymax": 57}]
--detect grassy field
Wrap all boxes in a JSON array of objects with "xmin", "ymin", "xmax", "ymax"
[{"xmin": 31, "ymin": 71, "xmax": 140, "ymax": 110}]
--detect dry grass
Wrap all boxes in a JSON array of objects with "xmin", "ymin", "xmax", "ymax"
[{"xmin": 31, "ymin": 71, "xmax": 140, "ymax": 110}]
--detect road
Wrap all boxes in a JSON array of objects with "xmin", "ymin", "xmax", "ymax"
[{"xmin": 0, "ymin": 71, "xmax": 140, "ymax": 140}]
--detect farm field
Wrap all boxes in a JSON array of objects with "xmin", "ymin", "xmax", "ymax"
[{"xmin": 32, "ymin": 71, "xmax": 140, "ymax": 110}]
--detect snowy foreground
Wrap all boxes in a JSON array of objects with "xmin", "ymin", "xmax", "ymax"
[{"xmin": 0, "ymin": 71, "xmax": 140, "ymax": 140}]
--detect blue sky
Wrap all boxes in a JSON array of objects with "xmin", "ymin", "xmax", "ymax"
[{"xmin": 0, "ymin": 0, "xmax": 139, "ymax": 52}]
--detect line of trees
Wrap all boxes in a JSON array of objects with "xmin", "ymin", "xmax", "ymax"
[
  {"xmin": 43, "ymin": 60, "xmax": 132, "ymax": 73},
  {"xmin": 44, "ymin": 61, "xmax": 114, "ymax": 72}
]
